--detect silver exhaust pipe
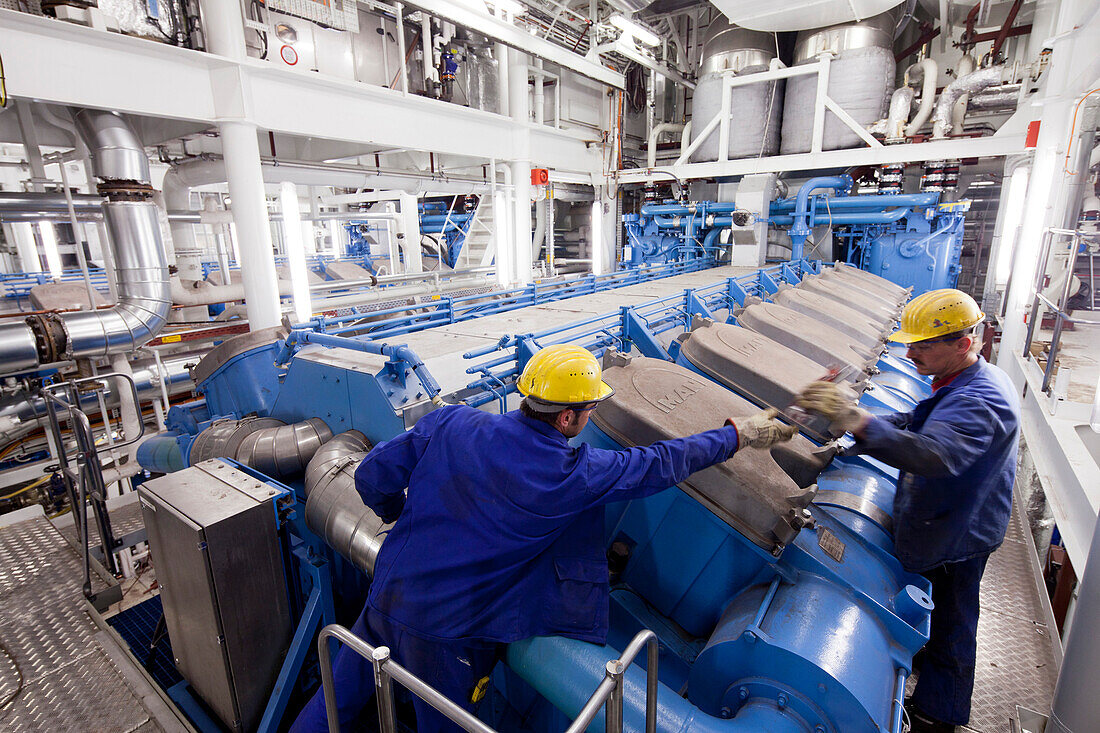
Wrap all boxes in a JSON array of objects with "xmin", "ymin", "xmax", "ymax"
[
  {"xmin": 303, "ymin": 430, "xmax": 391, "ymax": 574},
  {"xmin": 0, "ymin": 109, "xmax": 170, "ymax": 375}
]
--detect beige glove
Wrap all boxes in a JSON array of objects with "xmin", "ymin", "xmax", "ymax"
[
  {"xmin": 729, "ymin": 409, "xmax": 798, "ymax": 450},
  {"xmin": 795, "ymin": 381, "xmax": 870, "ymax": 435}
]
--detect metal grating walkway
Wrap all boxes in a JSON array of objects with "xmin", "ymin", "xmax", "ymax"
[
  {"xmin": 0, "ymin": 512, "xmax": 184, "ymax": 732},
  {"xmin": 907, "ymin": 493, "xmax": 1062, "ymax": 733}
]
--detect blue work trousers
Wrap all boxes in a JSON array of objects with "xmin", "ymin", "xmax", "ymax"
[
  {"xmin": 910, "ymin": 554, "xmax": 989, "ymax": 725},
  {"xmin": 290, "ymin": 607, "xmax": 503, "ymax": 733}
]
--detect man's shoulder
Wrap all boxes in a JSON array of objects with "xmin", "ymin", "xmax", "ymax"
[{"xmin": 947, "ymin": 360, "xmax": 1019, "ymax": 413}]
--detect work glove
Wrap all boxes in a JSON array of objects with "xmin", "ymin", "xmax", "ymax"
[
  {"xmin": 728, "ymin": 409, "xmax": 798, "ymax": 450},
  {"xmin": 794, "ymin": 381, "xmax": 870, "ymax": 435}
]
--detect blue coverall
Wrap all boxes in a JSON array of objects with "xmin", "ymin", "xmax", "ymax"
[
  {"xmin": 851, "ymin": 357, "xmax": 1019, "ymax": 725},
  {"xmin": 292, "ymin": 404, "xmax": 741, "ymax": 733}
]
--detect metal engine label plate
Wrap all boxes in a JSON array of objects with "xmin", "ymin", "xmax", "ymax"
[{"xmin": 817, "ymin": 526, "xmax": 846, "ymax": 563}]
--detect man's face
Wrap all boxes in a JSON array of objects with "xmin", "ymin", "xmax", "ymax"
[{"xmin": 906, "ymin": 335, "xmax": 970, "ymax": 377}]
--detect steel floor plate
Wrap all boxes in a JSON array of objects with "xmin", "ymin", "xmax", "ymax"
[
  {"xmin": 0, "ymin": 515, "xmax": 176, "ymax": 732},
  {"xmin": 906, "ymin": 495, "xmax": 1060, "ymax": 733}
]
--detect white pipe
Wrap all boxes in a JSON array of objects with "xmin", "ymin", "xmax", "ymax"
[
  {"xmin": 932, "ymin": 66, "xmax": 1005, "ymax": 138},
  {"xmin": 219, "ymin": 120, "xmax": 282, "ymax": 330},
  {"xmin": 534, "ymin": 59, "xmax": 545, "ymax": 125},
  {"xmin": 680, "ymin": 120, "xmax": 692, "ymax": 159},
  {"xmin": 905, "ymin": 57, "xmax": 938, "ymax": 136},
  {"xmin": 198, "ymin": 0, "xmax": 246, "ymax": 59},
  {"xmin": 647, "ymin": 123, "xmax": 686, "ymax": 168},
  {"xmin": 421, "ymin": 12, "xmax": 433, "ymax": 92},
  {"xmin": 509, "ymin": 49, "xmax": 532, "ymax": 285},
  {"xmin": 951, "ymin": 55, "xmax": 977, "ymax": 134},
  {"xmin": 395, "ymin": 2, "xmax": 409, "ymax": 96}
]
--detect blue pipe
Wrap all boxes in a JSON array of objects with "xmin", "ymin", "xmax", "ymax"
[
  {"xmin": 769, "ymin": 207, "xmax": 912, "ymax": 226},
  {"xmin": 506, "ymin": 636, "xmax": 808, "ymax": 733},
  {"xmin": 640, "ymin": 202, "xmax": 743, "ymax": 216},
  {"xmin": 136, "ymin": 434, "xmax": 186, "ymax": 474},
  {"xmin": 789, "ymin": 176, "xmax": 852, "ymax": 259},
  {"xmin": 769, "ymin": 192, "xmax": 938, "ymax": 214}
]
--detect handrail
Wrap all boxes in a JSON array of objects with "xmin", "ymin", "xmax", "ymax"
[{"xmin": 317, "ymin": 624, "xmax": 660, "ymax": 733}]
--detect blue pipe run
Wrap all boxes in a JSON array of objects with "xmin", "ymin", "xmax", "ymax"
[
  {"xmin": 640, "ymin": 202, "xmax": 743, "ymax": 217},
  {"xmin": 769, "ymin": 192, "xmax": 938, "ymax": 213},
  {"xmin": 789, "ymin": 176, "xmax": 852, "ymax": 259},
  {"xmin": 506, "ymin": 636, "xmax": 811, "ymax": 733},
  {"xmin": 279, "ymin": 330, "xmax": 442, "ymax": 398},
  {"xmin": 770, "ymin": 207, "xmax": 912, "ymax": 226}
]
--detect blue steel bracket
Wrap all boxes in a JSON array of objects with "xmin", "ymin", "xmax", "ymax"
[
  {"xmin": 756, "ymin": 269, "xmax": 781, "ymax": 295},
  {"xmin": 779, "ymin": 263, "xmax": 801, "ymax": 285},
  {"xmin": 514, "ymin": 336, "xmax": 542, "ymax": 374},
  {"xmin": 621, "ymin": 307, "xmax": 670, "ymax": 361},
  {"xmin": 255, "ymin": 545, "xmax": 337, "ymax": 733},
  {"xmin": 684, "ymin": 290, "xmax": 714, "ymax": 321},
  {"xmin": 725, "ymin": 278, "xmax": 751, "ymax": 308}
]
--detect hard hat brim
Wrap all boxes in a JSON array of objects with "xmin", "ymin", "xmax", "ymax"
[
  {"xmin": 887, "ymin": 329, "xmax": 925, "ymax": 344},
  {"xmin": 522, "ymin": 381, "xmax": 614, "ymax": 411}
]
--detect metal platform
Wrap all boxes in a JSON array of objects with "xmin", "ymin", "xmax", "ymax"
[{"xmin": 0, "ymin": 509, "xmax": 187, "ymax": 732}]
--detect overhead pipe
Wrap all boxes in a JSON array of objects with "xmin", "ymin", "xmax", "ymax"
[
  {"xmin": 769, "ymin": 208, "xmax": 913, "ymax": 226},
  {"xmin": 951, "ymin": 55, "xmax": 977, "ymax": 133},
  {"xmin": 0, "ymin": 109, "xmax": 171, "ymax": 376},
  {"xmin": 304, "ymin": 430, "xmax": 392, "ymax": 573},
  {"xmin": 932, "ymin": 66, "xmax": 1006, "ymax": 137},
  {"xmin": 904, "ymin": 58, "xmax": 938, "ymax": 136},
  {"xmin": 770, "ymin": 193, "xmax": 938, "ymax": 213},
  {"xmin": 647, "ymin": 123, "xmax": 686, "ymax": 168}
]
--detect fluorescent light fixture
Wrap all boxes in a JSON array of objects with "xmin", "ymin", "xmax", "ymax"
[
  {"xmin": 280, "ymin": 181, "xmax": 313, "ymax": 325},
  {"xmin": 994, "ymin": 167, "xmax": 1029, "ymax": 286},
  {"xmin": 591, "ymin": 200, "xmax": 604, "ymax": 275},
  {"xmin": 38, "ymin": 222, "xmax": 63, "ymax": 280},
  {"xmin": 609, "ymin": 14, "xmax": 660, "ymax": 47}
]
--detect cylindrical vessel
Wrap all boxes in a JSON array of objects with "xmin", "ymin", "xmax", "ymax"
[
  {"xmin": 690, "ymin": 20, "xmax": 783, "ymax": 161},
  {"xmin": 780, "ymin": 10, "xmax": 897, "ymax": 154}
]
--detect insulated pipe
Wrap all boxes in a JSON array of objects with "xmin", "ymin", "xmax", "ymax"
[
  {"xmin": 189, "ymin": 416, "xmax": 286, "ymax": 465},
  {"xmin": 303, "ymin": 430, "xmax": 392, "ymax": 574},
  {"xmin": 0, "ymin": 109, "xmax": 171, "ymax": 376},
  {"xmin": 234, "ymin": 417, "xmax": 333, "ymax": 478},
  {"xmin": 877, "ymin": 86, "xmax": 915, "ymax": 139},
  {"xmin": 647, "ymin": 123, "xmax": 686, "ymax": 168},
  {"xmin": 932, "ymin": 66, "xmax": 1005, "ymax": 138},
  {"xmin": 904, "ymin": 58, "xmax": 938, "ymax": 136},
  {"xmin": 951, "ymin": 55, "xmax": 977, "ymax": 133}
]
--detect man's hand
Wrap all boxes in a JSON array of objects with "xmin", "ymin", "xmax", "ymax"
[
  {"xmin": 729, "ymin": 408, "xmax": 798, "ymax": 450},
  {"xmin": 795, "ymin": 381, "xmax": 870, "ymax": 435}
]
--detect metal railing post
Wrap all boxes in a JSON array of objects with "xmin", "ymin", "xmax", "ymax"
[
  {"xmin": 1042, "ymin": 231, "xmax": 1084, "ymax": 393},
  {"xmin": 604, "ymin": 660, "xmax": 624, "ymax": 733},
  {"xmin": 1023, "ymin": 228, "xmax": 1055, "ymax": 358},
  {"xmin": 372, "ymin": 646, "xmax": 398, "ymax": 733}
]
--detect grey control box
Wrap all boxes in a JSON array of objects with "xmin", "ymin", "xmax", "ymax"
[{"xmin": 138, "ymin": 459, "xmax": 292, "ymax": 732}]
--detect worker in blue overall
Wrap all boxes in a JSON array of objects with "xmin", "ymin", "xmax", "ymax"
[
  {"xmin": 291, "ymin": 344, "xmax": 797, "ymax": 733},
  {"xmin": 796, "ymin": 289, "xmax": 1020, "ymax": 733}
]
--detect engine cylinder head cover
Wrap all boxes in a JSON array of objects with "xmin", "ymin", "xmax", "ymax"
[
  {"xmin": 798, "ymin": 273, "xmax": 904, "ymax": 321},
  {"xmin": 736, "ymin": 301, "xmax": 879, "ymax": 377},
  {"xmin": 591, "ymin": 352, "xmax": 817, "ymax": 553},
  {"xmin": 772, "ymin": 287, "xmax": 891, "ymax": 350},
  {"xmin": 677, "ymin": 318, "xmax": 859, "ymax": 444}
]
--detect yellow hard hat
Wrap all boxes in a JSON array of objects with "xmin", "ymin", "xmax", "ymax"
[
  {"xmin": 517, "ymin": 344, "xmax": 614, "ymax": 409},
  {"xmin": 889, "ymin": 288, "xmax": 985, "ymax": 343}
]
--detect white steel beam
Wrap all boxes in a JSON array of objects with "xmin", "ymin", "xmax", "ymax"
[
  {"xmin": 620, "ymin": 132, "xmax": 1028, "ymax": 183},
  {"xmin": 396, "ymin": 0, "xmax": 625, "ymax": 89},
  {"xmin": 595, "ymin": 39, "xmax": 696, "ymax": 90},
  {"xmin": 0, "ymin": 9, "xmax": 602, "ymax": 174}
]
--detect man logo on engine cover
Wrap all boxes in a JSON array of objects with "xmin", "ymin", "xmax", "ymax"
[{"xmin": 653, "ymin": 381, "xmax": 702, "ymax": 414}]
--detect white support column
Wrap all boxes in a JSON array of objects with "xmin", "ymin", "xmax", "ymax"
[
  {"xmin": 198, "ymin": 0, "xmax": 247, "ymax": 59},
  {"xmin": 10, "ymin": 223, "xmax": 42, "ymax": 273},
  {"xmin": 496, "ymin": 42, "xmax": 510, "ymax": 117},
  {"xmin": 534, "ymin": 59, "xmax": 545, "ymax": 125},
  {"xmin": 221, "ymin": 121, "xmax": 282, "ymax": 330},
  {"xmin": 509, "ymin": 49, "xmax": 533, "ymax": 285}
]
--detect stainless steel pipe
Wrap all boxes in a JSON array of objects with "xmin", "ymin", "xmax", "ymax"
[{"xmin": 235, "ymin": 417, "xmax": 333, "ymax": 478}]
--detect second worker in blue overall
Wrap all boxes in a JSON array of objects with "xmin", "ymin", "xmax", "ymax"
[
  {"xmin": 291, "ymin": 344, "xmax": 797, "ymax": 733},
  {"xmin": 797, "ymin": 289, "xmax": 1020, "ymax": 733}
]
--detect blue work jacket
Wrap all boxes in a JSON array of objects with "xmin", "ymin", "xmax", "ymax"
[
  {"xmin": 354, "ymin": 405, "xmax": 740, "ymax": 644},
  {"xmin": 853, "ymin": 358, "xmax": 1020, "ymax": 573}
]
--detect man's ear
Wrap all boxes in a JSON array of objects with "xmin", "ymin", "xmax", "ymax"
[{"xmin": 555, "ymin": 408, "xmax": 575, "ymax": 431}]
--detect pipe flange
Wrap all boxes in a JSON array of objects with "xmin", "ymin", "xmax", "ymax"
[
  {"xmin": 26, "ymin": 314, "xmax": 68, "ymax": 365},
  {"xmin": 97, "ymin": 181, "xmax": 156, "ymax": 201}
]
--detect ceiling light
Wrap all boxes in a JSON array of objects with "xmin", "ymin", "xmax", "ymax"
[
  {"xmin": 609, "ymin": 14, "xmax": 660, "ymax": 47},
  {"xmin": 38, "ymin": 222, "xmax": 63, "ymax": 281}
]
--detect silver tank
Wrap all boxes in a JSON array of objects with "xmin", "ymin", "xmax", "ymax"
[
  {"xmin": 780, "ymin": 10, "xmax": 897, "ymax": 154},
  {"xmin": 690, "ymin": 19, "xmax": 783, "ymax": 161}
]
